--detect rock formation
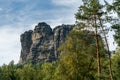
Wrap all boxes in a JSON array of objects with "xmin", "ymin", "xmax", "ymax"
[{"xmin": 19, "ymin": 22, "xmax": 74, "ymax": 64}]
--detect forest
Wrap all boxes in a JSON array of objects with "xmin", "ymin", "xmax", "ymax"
[{"xmin": 0, "ymin": 0, "xmax": 120, "ymax": 80}]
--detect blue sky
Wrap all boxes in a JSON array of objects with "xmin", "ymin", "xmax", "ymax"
[
  {"xmin": 0, "ymin": 0, "xmax": 116, "ymax": 66},
  {"xmin": 0, "ymin": 0, "xmax": 80, "ymax": 27}
]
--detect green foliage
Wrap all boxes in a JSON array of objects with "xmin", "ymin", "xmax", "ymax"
[
  {"xmin": 41, "ymin": 62, "xmax": 56, "ymax": 80},
  {"xmin": 0, "ymin": 0, "xmax": 120, "ymax": 80},
  {"xmin": 106, "ymin": 0, "xmax": 120, "ymax": 47},
  {"xmin": 111, "ymin": 24, "xmax": 120, "ymax": 46},
  {"xmin": 106, "ymin": 0, "xmax": 120, "ymax": 17},
  {"xmin": 0, "ymin": 62, "xmax": 57, "ymax": 80},
  {"xmin": 0, "ymin": 30, "xmax": 108, "ymax": 80},
  {"xmin": 17, "ymin": 64, "xmax": 35, "ymax": 80},
  {"xmin": 75, "ymin": 0, "xmax": 104, "ymax": 25},
  {"xmin": 112, "ymin": 49, "xmax": 120, "ymax": 80},
  {"xmin": 0, "ymin": 61, "xmax": 17, "ymax": 80},
  {"xmin": 54, "ymin": 30, "xmax": 108, "ymax": 80}
]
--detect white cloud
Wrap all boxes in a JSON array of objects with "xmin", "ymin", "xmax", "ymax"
[
  {"xmin": 0, "ymin": 25, "xmax": 25, "ymax": 66},
  {"xmin": 51, "ymin": 0, "xmax": 81, "ymax": 7},
  {"xmin": 0, "ymin": 8, "xmax": 3, "ymax": 11},
  {"xmin": 46, "ymin": 17, "xmax": 76, "ymax": 28},
  {"xmin": 107, "ymin": 31, "xmax": 117, "ymax": 51}
]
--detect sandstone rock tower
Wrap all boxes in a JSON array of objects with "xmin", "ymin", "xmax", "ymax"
[{"xmin": 19, "ymin": 22, "xmax": 73, "ymax": 64}]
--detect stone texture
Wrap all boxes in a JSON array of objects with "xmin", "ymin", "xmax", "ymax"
[
  {"xmin": 53, "ymin": 24, "xmax": 73, "ymax": 58},
  {"xmin": 19, "ymin": 30, "xmax": 33, "ymax": 64},
  {"xmin": 19, "ymin": 22, "xmax": 73, "ymax": 64}
]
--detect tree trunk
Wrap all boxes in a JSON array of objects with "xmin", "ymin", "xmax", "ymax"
[
  {"xmin": 94, "ymin": 15, "xmax": 101, "ymax": 80},
  {"xmin": 98, "ymin": 17, "xmax": 114, "ymax": 80}
]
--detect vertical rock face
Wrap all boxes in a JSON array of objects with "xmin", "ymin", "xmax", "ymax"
[
  {"xmin": 19, "ymin": 22, "xmax": 73, "ymax": 64},
  {"xmin": 19, "ymin": 30, "xmax": 33, "ymax": 64},
  {"xmin": 53, "ymin": 25, "xmax": 73, "ymax": 58}
]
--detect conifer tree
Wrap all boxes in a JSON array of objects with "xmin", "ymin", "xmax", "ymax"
[
  {"xmin": 106, "ymin": 0, "xmax": 120, "ymax": 47},
  {"xmin": 76, "ymin": 0, "xmax": 102, "ymax": 79},
  {"xmin": 76, "ymin": 0, "xmax": 114, "ymax": 79}
]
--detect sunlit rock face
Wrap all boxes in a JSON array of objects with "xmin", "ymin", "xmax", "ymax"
[{"xmin": 19, "ymin": 22, "xmax": 73, "ymax": 64}]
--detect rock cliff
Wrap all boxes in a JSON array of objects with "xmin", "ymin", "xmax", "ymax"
[{"xmin": 19, "ymin": 22, "xmax": 73, "ymax": 64}]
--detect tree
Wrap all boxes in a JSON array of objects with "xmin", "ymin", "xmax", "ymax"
[
  {"xmin": 111, "ymin": 24, "xmax": 120, "ymax": 46},
  {"xmin": 75, "ymin": 0, "xmax": 102, "ymax": 79},
  {"xmin": 106, "ymin": 0, "xmax": 120, "ymax": 47},
  {"xmin": 105, "ymin": 0, "xmax": 120, "ymax": 17},
  {"xmin": 0, "ymin": 61, "xmax": 17, "ymax": 80},
  {"xmin": 112, "ymin": 49, "xmax": 120, "ymax": 80},
  {"xmin": 76, "ymin": 0, "xmax": 114, "ymax": 79},
  {"xmin": 55, "ymin": 30, "xmax": 107, "ymax": 80},
  {"xmin": 16, "ymin": 64, "xmax": 35, "ymax": 80},
  {"xmin": 41, "ymin": 62, "xmax": 56, "ymax": 80}
]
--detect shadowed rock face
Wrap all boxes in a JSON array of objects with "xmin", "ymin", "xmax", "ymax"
[{"xmin": 19, "ymin": 22, "xmax": 73, "ymax": 64}]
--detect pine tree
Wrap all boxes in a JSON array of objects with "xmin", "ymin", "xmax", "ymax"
[
  {"xmin": 106, "ymin": 0, "xmax": 120, "ymax": 47},
  {"xmin": 76, "ymin": 0, "xmax": 114, "ymax": 79},
  {"xmin": 76, "ymin": 0, "xmax": 102, "ymax": 79},
  {"xmin": 112, "ymin": 24, "xmax": 120, "ymax": 46}
]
